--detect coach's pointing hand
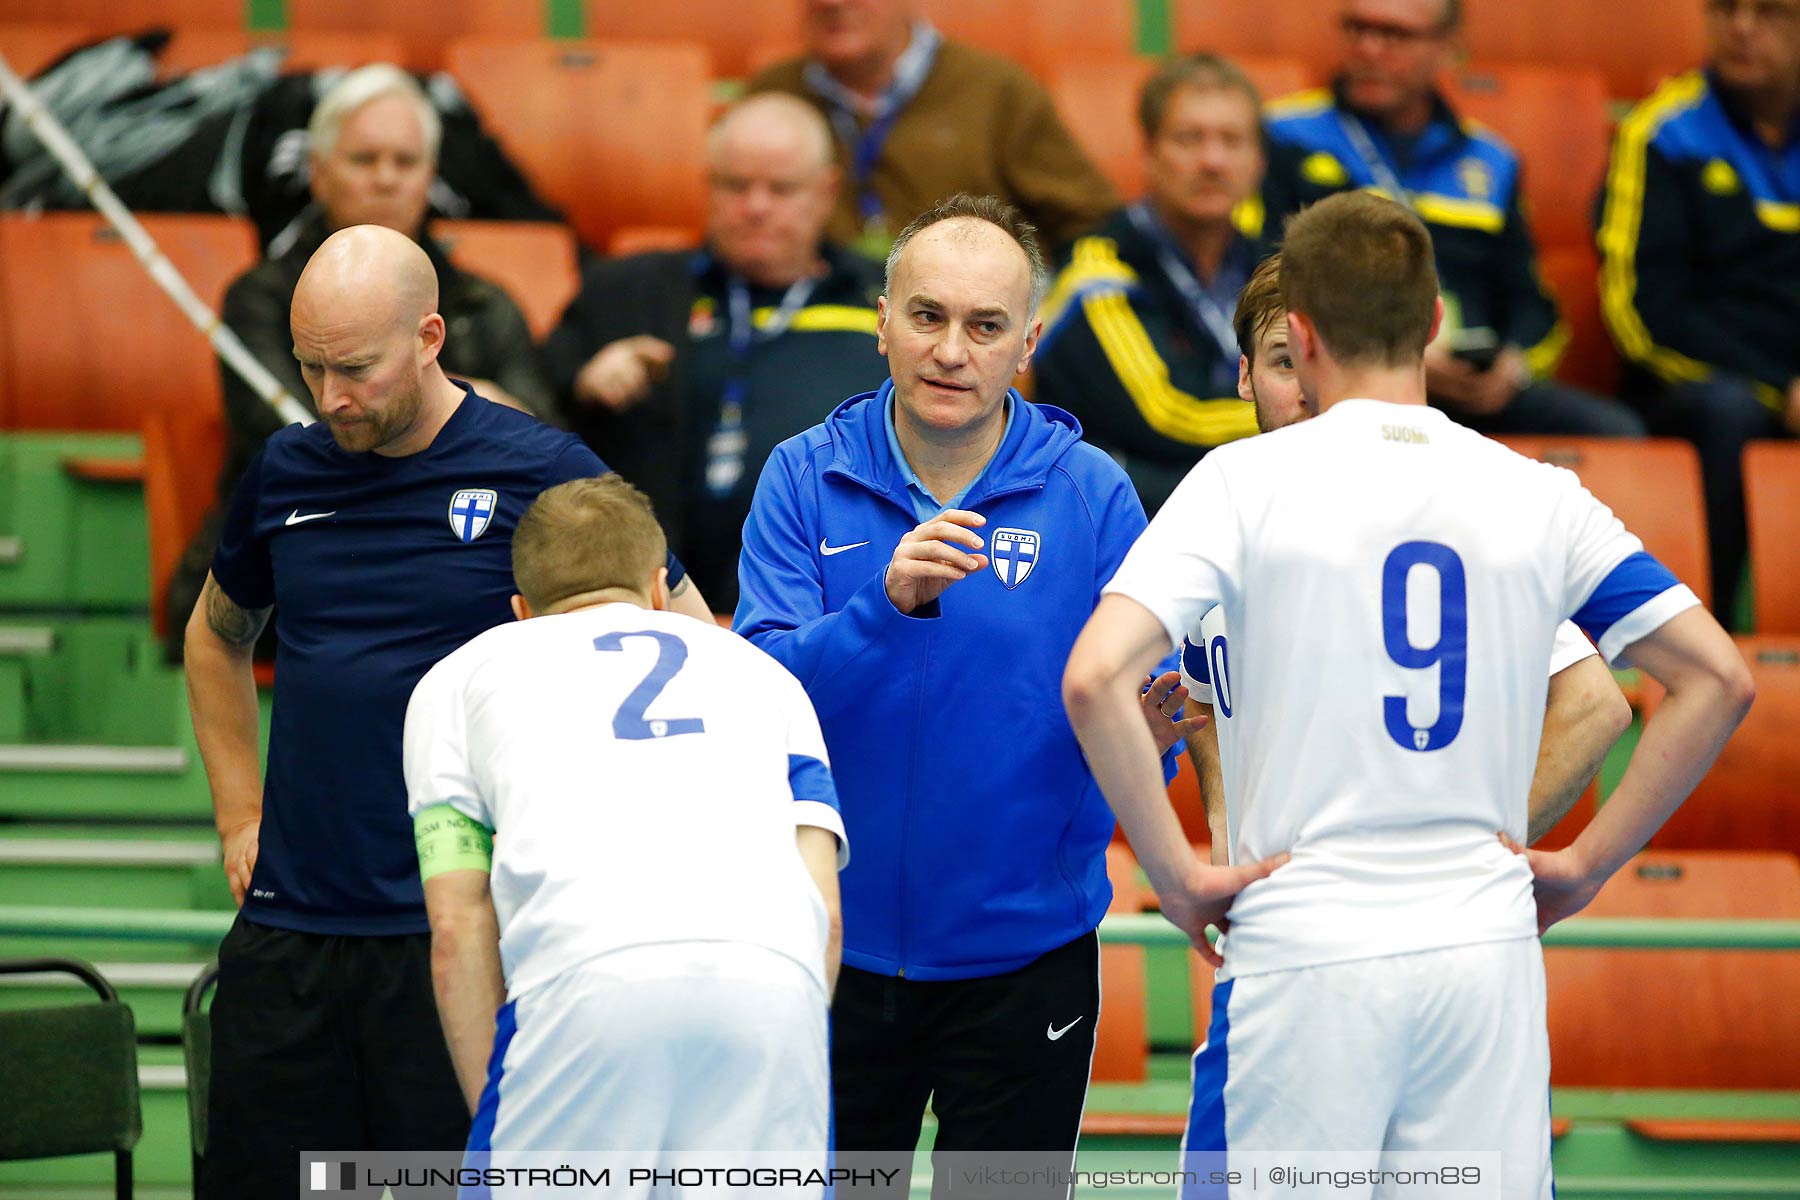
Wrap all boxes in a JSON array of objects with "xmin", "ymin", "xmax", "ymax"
[{"xmin": 885, "ymin": 509, "xmax": 989, "ymax": 615}]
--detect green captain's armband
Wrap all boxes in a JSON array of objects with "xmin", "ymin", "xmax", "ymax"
[{"xmin": 414, "ymin": 805, "xmax": 494, "ymax": 880}]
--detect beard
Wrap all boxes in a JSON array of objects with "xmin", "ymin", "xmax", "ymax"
[{"xmin": 325, "ymin": 376, "xmax": 424, "ymax": 453}]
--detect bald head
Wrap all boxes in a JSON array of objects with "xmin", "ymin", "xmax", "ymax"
[
  {"xmin": 705, "ymin": 93, "xmax": 840, "ymax": 287},
  {"xmin": 294, "ymin": 224, "xmax": 439, "ymax": 333},
  {"xmin": 290, "ymin": 224, "xmax": 455, "ymax": 456},
  {"xmin": 708, "ymin": 93, "xmax": 834, "ymax": 172}
]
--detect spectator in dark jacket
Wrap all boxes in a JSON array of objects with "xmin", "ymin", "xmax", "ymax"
[
  {"xmin": 544, "ymin": 94, "xmax": 884, "ymax": 610},
  {"xmin": 1597, "ymin": 0, "xmax": 1800, "ymax": 619},
  {"xmin": 1263, "ymin": 0, "xmax": 1645, "ymax": 438},
  {"xmin": 1035, "ymin": 54, "xmax": 1270, "ymax": 515}
]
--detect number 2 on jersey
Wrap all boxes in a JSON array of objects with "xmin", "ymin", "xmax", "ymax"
[
  {"xmin": 1380, "ymin": 541, "xmax": 1466, "ymax": 752},
  {"xmin": 592, "ymin": 630, "xmax": 706, "ymax": 740}
]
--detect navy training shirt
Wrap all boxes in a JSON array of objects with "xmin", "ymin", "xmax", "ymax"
[{"xmin": 211, "ymin": 385, "xmax": 686, "ymax": 935}]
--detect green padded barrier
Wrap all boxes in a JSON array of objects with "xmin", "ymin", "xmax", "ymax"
[
  {"xmin": 0, "ymin": 435, "xmax": 148, "ymax": 612},
  {"xmin": 245, "ymin": 0, "xmax": 284, "ymax": 32},
  {"xmin": 547, "ymin": 0, "xmax": 584, "ymax": 39},
  {"xmin": 1136, "ymin": 0, "xmax": 1174, "ymax": 55}
]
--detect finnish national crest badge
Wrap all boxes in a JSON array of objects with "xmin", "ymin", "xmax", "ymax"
[
  {"xmin": 448, "ymin": 489, "xmax": 498, "ymax": 543},
  {"xmin": 990, "ymin": 527, "xmax": 1040, "ymax": 590}
]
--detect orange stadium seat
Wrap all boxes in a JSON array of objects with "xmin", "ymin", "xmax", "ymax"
[
  {"xmin": 446, "ymin": 38, "xmax": 711, "ymax": 254},
  {"xmin": 1640, "ymin": 636, "xmax": 1800, "ymax": 856},
  {"xmin": 430, "ymin": 220, "xmax": 581, "ymax": 343},
  {"xmin": 1090, "ymin": 846, "xmax": 1151, "ymax": 1085},
  {"xmin": 0, "ymin": 213, "xmax": 256, "ymax": 432},
  {"xmin": 1105, "ymin": 843, "xmax": 1147, "ymax": 914},
  {"xmin": 922, "ymin": 0, "xmax": 1135, "ymax": 77},
  {"xmin": 606, "ymin": 225, "xmax": 703, "ymax": 258},
  {"xmin": 1441, "ymin": 63, "xmax": 1610, "ymax": 252},
  {"xmin": 142, "ymin": 410, "xmax": 226, "ymax": 642},
  {"xmin": 0, "ymin": 0, "xmax": 240, "ymax": 35},
  {"xmin": 1546, "ymin": 850, "xmax": 1800, "ymax": 1096},
  {"xmin": 1174, "ymin": 0, "xmax": 1340, "ymax": 77},
  {"xmin": 586, "ymin": 0, "xmax": 802, "ymax": 80},
  {"xmin": 1164, "ymin": 753, "xmax": 1213, "ymax": 847},
  {"xmin": 286, "ymin": 0, "xmax": 539, "ymax": 71},
  {"xmin": 1496, "ymin": 437, "xmax": 1712, "ymax": 611},
  {"xmin": 0, "ymin": 21, "xmax": 97, "ymax": 79},
  {"xmin": 1048, "ymin": 53, "xmax": 1315, "ymax": 199},
  {"xmin": 152, "ymin": 27, "xmax": 409, "ymax": 77},
  {"xmin": 1460, "ymin": 0, "xmax": 1705, "ymax": 100},
  {"xmin": 1092, "ymin": 944, "xmax": 1149, "ymax": 1083},
  {"xmin": 1533, "ymin": 782, "xmax": 1597, "ymax": 852},
  {"xmin": 1534, "ymin": 244, "xmax": 1621, "ymax": 396},
  {"xmin": 1744, "ymin": 441, "xmax": 1800, "ymax": 636}
]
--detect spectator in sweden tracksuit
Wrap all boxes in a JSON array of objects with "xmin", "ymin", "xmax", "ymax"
[
  {"xmin": 734, "ymin": 196, "xmax": 1199, "ymax": 1177},
  {"xmin": 1596, "ymin": 5, "xmax": 1800, "ymax": 619}
]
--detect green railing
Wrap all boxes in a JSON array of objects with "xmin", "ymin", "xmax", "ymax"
[
  {"xmin": 1106, "ymin": 912, "xmax": 1800, "ymax": 950},
  {"xmin": 4, "ymin": 905, "xmax": 1799, "ymax": 950}
]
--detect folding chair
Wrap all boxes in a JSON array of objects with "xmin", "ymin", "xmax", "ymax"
[
  {"xmin": 0, "ymin": 957, "xmax": 141, "ymax": 1200},
  {"xmin": 182, "ymin": 963, "xmax": 219, "ymax": 1194}
]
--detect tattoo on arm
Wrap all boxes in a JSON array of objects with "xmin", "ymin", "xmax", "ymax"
[
  {"xmin": 671, "ymin": 576, "xmax": 692, "ymax": 597},
  {"xmin": 202, "ymin": 575, "xmax": 272, "ymax": 648}
]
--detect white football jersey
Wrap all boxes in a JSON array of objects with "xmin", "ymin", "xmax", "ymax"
[
  {"xmin": 404, "ymin": 604, "xmax": 848, "ymax": 999},
  {"xmin": 1106, "ymin": 400, "xmax": 1696, "ymax": 980},
  {"xmin": 1181, "ymin": 615, "xmax": 1598, "ymax": 857}
]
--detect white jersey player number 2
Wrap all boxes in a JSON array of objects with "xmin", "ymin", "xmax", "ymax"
[
  {"xmin": 592, "ymin": 630, "xmax": 707, "ymax": 740},
  {"xmin": 1381, "ymin": 541, "xmax": 1467, "ymax": 753}
]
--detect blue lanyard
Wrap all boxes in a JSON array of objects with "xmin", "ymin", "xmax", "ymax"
[
  {"xmin": 1337, "ymin": 111, "xmax": 1414, "ymax": 204},
  {"xmin": 718, "ymin": 273, "xmax": 817, "ymax": 422},
  {"xmin": 807, "ymin": 24, "xmax": 941, "ymax": 230},
  {"xmin": 1126, "ymin": 203, "xmax": 1244, "ymax": 363}
]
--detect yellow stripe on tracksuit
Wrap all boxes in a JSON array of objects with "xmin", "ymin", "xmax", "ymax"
[
  {"xmin": 1524, "ymin": 251, "xmax": 1572, "ymax": 378},
  {"xmin": 1082, "ymin": 287, "xmax": 1261, "ymax": 448},
  {"xmin": 1596, "ymin": 73, "xmax": 1714, "ymax": 386},
  {"xmin": 753, "ymin": 304, "xmax": 879, "ymax": 335},
  {"xmin": 1040, "ymin": 236, "xmax": 1139, "ymax": 334}
]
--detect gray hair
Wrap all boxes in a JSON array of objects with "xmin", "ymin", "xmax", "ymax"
[
  {"xmin": 308, "ymin": 64, "xmax": 442, "ymax": 164},
  {"xmin": 884, "ymin": 193, "xmax": 1051, "ymax": 317}
]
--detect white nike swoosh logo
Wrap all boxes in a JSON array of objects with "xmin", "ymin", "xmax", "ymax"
[
  {"xmin": 1046, "ymin": 1016, "xmax": 1085, "ymax": 1041},
  {"xmin": 819, "ymin": 538, "xmax": 871, "ymax": 557},
  {"xmin": 285, "ymin": 510, "xmax": 337, "ymax": 526}
]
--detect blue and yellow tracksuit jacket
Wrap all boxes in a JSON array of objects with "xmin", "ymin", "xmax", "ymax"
[
  {"xmin": 1262, "ymin": 84, "xmax": 1569, "ymax": 379},
  {"xmin": 1034, "ymin": 208, "xmax": 1270, "ymax": 515},
  {"xmin": 1595, "ymin": 69, "xmax": 1800, "ymax": 406}
]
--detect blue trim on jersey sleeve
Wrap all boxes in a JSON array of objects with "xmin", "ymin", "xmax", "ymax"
[
  {"xmin": 1180, "ymin": 977, "xmax": 1233, "ymax": 1199},
  {"xmin": 1573, "ymin": 552, "xmax": 1681, "ymax": 637},
  {"xmin": 1181, "ymin": 637, "xmax": 1211, "ymax": 686},
  {"xmin": 462, "ymin": 996, "xmax": 518, "ymax": 1196},
  {"xmin": 789, "ymin": 754, "xmax": 840, "ymax": 812}
]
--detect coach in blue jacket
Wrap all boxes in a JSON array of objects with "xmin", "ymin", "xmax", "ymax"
[{"xmin": 735, "ymin": 194, "xmax": 1188, "ymax": 1165}]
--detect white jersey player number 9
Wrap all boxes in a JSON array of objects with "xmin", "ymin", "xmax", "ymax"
[{"xmin": 1381, "ymin": 541, "xmax": 1467, "ymax": 753}]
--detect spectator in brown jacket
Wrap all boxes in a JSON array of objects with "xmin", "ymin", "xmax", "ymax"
[{"xmin": 746, "ymin": 0, "xmax": 1118, "ymax": 257}]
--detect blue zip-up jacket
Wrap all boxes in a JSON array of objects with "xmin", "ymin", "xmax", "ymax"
[{"xmin": 734, "ymin": 381, "xmax": 1167, "ymax": 980}]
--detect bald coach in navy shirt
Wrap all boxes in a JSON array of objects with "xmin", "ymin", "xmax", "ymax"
[{"xmin": 184, "ymin": 225, "xmax": 711, "ymax": 1199}]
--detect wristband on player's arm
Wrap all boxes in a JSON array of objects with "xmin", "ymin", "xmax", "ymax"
[{"xmin": 413, "ymin": 805, "xmax": 495, "ymax": 880}]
